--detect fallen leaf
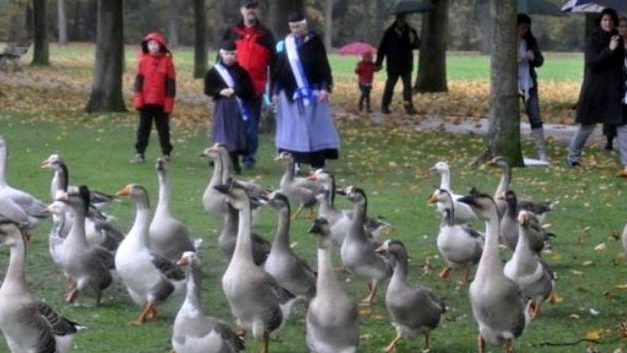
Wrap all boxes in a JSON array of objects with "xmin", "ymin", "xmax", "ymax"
[
  {"xmin": 594, "ymin": 243, "xmax": 607, "ymax": 251},
  {"xmin": 616, "ymin": 284, "xmax": 627, "ymax": 289},
  {"xmin": 584, "ymin": 328, "xmax": 603, "ymax": 342}
]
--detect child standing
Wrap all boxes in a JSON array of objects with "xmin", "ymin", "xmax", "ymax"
[
  {"xmin": 204, "ymin": 40, "xmax": 254, "ymax": 174},
  {"xmin": 131, "ymin": 32, "xmax": 176, "ymax": 164},
  {"xmin": 355, "ymin": 51, "xmax": 376, "ymax": 112}
]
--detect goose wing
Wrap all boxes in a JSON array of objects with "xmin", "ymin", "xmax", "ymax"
[{"xmin": 151, "ymin": 253, "xmax": 186, "ymax": 281}]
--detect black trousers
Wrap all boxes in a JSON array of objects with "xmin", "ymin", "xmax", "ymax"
[
  {"xmin": 135, "ymin": 105, "xmax": 173, "ymax": 156},
  {"xmin": 381, "ymin": 71, "xmax": 412, "ymax": 109}
]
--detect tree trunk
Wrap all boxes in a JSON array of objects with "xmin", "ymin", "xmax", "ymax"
[
  {"xmin": 32, "ymin": 0, "xmax": 49, "ymax": 66},
  {"xmin": 269, "ymin": 0, "xmax": 305, "ymax": 38},
  {"xmin": 85, "ymin": 0, "xmax": 126, "ymax": 113},
  {"xmin": 481, "ymin": 0, "xmax": 522, "ymax": 166},
  {"xmin": 193, "ymin": 0, "xmax": 207, "ymax": 79},
  {"xmin": 374, "ymin": 0, "xmax": 386, "ymax": 43},
  {"xmin": 415, "ymin": 0, "xmax": 448, "ymax": 93},
  {"xmin": 58, "ymin": 0, "xmax": 68, "ymax": 44},
  {"xmin": 168, "ymin": 0, "xmax": 179, "ymax": 48},
  {"xmin": 324, "ymin": 0, "xmax": 333, "ymax": 49}
]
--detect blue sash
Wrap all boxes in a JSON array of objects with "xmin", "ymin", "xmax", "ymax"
[{"xmin": 214, "ymin": 62, "xmax": 251, "ymax": 121}]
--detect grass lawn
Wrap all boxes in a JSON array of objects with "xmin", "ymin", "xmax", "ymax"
[{"xmin": 0, "ymin": 44, "xmax": 625, "ymax": 353}]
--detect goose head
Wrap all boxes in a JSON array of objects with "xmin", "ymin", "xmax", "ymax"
[
  {"xmin": 458, "ymin": 189, "xmax": 497, "ymax": 221},
  {"xmin": 59, "ymin": 185, "xmax": 91, "ymax": 215},
  {"xmin": 308, "ymin": 217, "xmax": 332, "ymax": 248},
  {"xmin": 0, "ymin": 220, "xmax": 24, "ymax": 247},
  {"xmin": 40, "ymin": 154, "xmax": 64, "ymax": 170},
  {"xmin": 486, "ymin": 156, "xmax": 509, "ymax": 169},
  {"xmin": 116, "ymin": 184, "xmax": 150, "ymax": 209},
  {"xmin": 274, "ymin": 151, "xmax": 294, "ymax": 163},
  {"xmin": 338, "ymin": 185, "xmax": 367, "ymax": 205},
  {"xmin": 213, "ymin": 178, "xmax": 251, "ymax": 211},
  {"xmin": 375, "ymin": 239, "xmax": 408, "ymax": 261},
  {"xmin": 200, "ymin": 143, "xmax": 223, "ymax": 160},
  {"xmin": 502, "ymin": 190, "xmax": 518, "ymax": 215},
  {"xmin": 46, "ymin": 199, "xmax": 68, "ymax": 216},
  {"xmin": 517, "ymin": 210, "xmax": 532, "ymax": 227},
  {"xmin": 428, "ymin": 188, "xmax": 453, "ymax": 205},
  {"xmin": 430, "ymin": 161, "xmax": 450, "ymax": 174},
  {"xmin": 260, "ymin": 191, "xmax": 291, "ymax": 212},
  {"xmin": 176, "ymin": 251, "xmax": 200, "ymax": 267},
  {"xmin": 155, "ymin": 157, "xmax": 168, "ymax": 172}
]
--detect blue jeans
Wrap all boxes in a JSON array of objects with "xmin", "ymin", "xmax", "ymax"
[
  {"xmin": 242, "ymin": 95, "xmax": 262, "ymax": 167},
  {"xmin": 522, "ymin": 86, "xmax": 543, "ymax": 129}
]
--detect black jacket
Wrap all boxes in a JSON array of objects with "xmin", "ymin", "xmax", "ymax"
[
  {"xmin": 576, "ymin": 28, "xmax": 623, "ymax": 125},
  {"xmin": 204, "ymin": 61, "xmax": 254, "ymax": 102},
  {"xmin": 376, "ymin": 22, "xmax": 420, "ymax": 74},
  {"xmin": 521, "ymin": 34, "xmax": 544, "ymax": 86},
  {"xmin": 272, "ymin": 32, "xmax": 333, "ymax": 100}
]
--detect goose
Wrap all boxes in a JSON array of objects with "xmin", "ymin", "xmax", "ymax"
[
  {"xmin": 40, "ymin": 154, "xmax": 123, "ymax": 252},
  {"xmin": 306, "ymin": 217, "xmax": 359, "ymax": 353},
  {"xmin": 218, "ymin": 202, "xmax": 270, "ymax": 266},
  {"xmin": 504, "ymin": 211, "xmax": 555, "ymax": 319},
  {"xmin": 376, "ymin": 240, "xmax": 446, "ymax": 352},
  {"xmin": 41, "ymin": 154, "xmax": 116, "ymax": 210},
  {"xmin": 115, "ymin": 184, "xmax": 186, "ymax": 325},
  {"xmin": 149, "ymin": 158, "xmax": 196, "ymax": 262},
  {"xmin": 430, "ymin": 161, "xmax": 477, "ymax": 224},
  {"xmin": 429, "ymin": 188, "xmax": 484, "ymax": 284},
  {"xmin": 487, "ymin": 156, "xmax": 551, "ymax": 222},
  {"xmin": 172, "ymin": 251, "xmax": 245, "ymax": 353},
  {"xmin": 0, "ymin": 220, "xmax": 83, "ymax": 353},
  {"xmin": 50, "ymin": 186, "xmax": 114, "ymax": 305},
  {"xmin": 458, "ymin": 190, "xmax": 532, "ymax": 353},
  {"xmin": 499, "ymin": 190, "xmax": 547, "ymax": 253},
  {"xmin": 275, "ymin": 152, "xmax": 322, "ymax": 218},
  {"xmin": 0, "ymin": 136, "xmax": 49, "ymax": 231},
  {"xmin": 213, "ymin": 179, "xmax": 298, "ymax": 353},
  {"xmin": 338, "ymin": 186, "xmax": 393, "ymax": 305},
  {"xmin": 261, "ymin": 191, "xmax": 317, "ymax": 301}
]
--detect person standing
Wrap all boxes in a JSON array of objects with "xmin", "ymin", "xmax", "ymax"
[
  {"xmin": 355, "ymin": 51, "xmax": 377, "ymax": 113},
  {"xmin": 517, "ymin": 14, "xmax": 548, "ymax": 162},
  {"xmin": 130, "ymin": 32, "xmax": 176, "ymax": 164},
  {"xmin": 565, "ymin": 8, "xmax": 622, "ymax": 168},
  {"xmin": 272, "ymin": 12, "xmax": 340, "ymax": 170},
  {"xmin": 616, "ymin": 17, "xmax": 627, "ymax": 177},
  {"xmin": 221, "ymin": 0, "xmax": 275, "ymax": 170},
  {"xmin": 204, "ymin": 40, "xmax": 254, "ymax": 174},
  {"xmin": 375, "ymin": 12, "xmax": 420, "ymax": 115}
]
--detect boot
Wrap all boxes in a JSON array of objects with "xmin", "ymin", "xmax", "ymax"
[
  {"xmin": 531, "ymin": 128, "xmax": 549, "ymax": 162},
  {"xmin": 404, "ymin": 101, "xmax": 417, "ymax": 115},
  {"xmin": 229, "ymin": 152, "xmax": 242, "ymax": 175}
]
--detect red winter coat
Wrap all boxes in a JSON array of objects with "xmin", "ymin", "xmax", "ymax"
[
  {"xmin": 133, "ymin": 32, "xmax": 176, "ymax": 113},
  {"xmin": 355, "ymin": 60, "xmax": 376, "ymax": 85}
]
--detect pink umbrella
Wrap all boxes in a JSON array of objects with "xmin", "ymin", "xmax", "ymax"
[{"xmin": 338, "ymin": 42, "xmax": 377, "ymax": 56}]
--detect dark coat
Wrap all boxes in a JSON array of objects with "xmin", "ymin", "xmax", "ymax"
[
  {"xmin": 521, "ymin": 34, "xmax": 544, "ymax": 86},
  {"xmin": 375, "ymin": 22, "xmax": 420, "ymax": 74},
  {"xmin": 204, "ymin": 61, "xmax": 254, "ymax": 102},
  {"xmin": 272, "ymin": 32, "xmax": 333, "ymax": 100},
  {"xmin": 575, "ymin": 28, "xmax": 623, "ymax": 125}
]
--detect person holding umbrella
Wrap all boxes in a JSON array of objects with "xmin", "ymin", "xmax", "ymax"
[{"xmin": 375, "ymin": 12, "xmax": 420, "ymax": 115}]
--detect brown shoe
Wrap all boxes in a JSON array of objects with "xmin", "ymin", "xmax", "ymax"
[{"xmin": 618, "ymin": 167, "xmax": 627, "ymax": 178}]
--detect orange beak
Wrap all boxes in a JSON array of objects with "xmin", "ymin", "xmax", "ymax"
[
  {"xmin": 428, "ymin": 192, "xmax": 439, "ymax": 204},
  {"xmin": 115, "ymin": 184, "xmax": 132, "ymax": 197},
  {"xmin": 176, "ymin": 257, "xmax": 190, "ymax": 266}
]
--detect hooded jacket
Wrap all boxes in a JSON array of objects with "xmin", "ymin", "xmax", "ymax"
[{"xmin": 133, "ymin": 32, "xmax": 176, "ymax": 113}]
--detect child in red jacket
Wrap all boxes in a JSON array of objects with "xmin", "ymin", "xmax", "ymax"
[
  {"xmin": 355, "ymin": 51, "xmax": 377, "ymax": 112},
  {"xmin": 130, "ymin": 32, "xmax": 176, "ymax": 164}
]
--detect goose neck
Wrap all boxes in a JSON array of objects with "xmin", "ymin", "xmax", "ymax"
[
  {"xmin": 67, "ymin": 206, "xmax": 89, "ymax": 247},
  {"xmin": 219, "ymin": 152, "xmax": 232, "ymax": 184},
  {"xmin": 209, "ymin": 155, "xmax": 223, "ymax": 186},
  {"xmin": 182, "ymin": 266, "xmax": 202, "ymax": 313},
  {"xmin": 477, "ymin": 210, "xmax": 503, "ymax": 273},
  {"xmin": 390, "ymin": 255, "xmax": 409, "ymax": 286},
  {"xmin": 233, "ymin": 205, "xmax": 254, "ymax": 263},
  {"xmin": 440, "ymin": 170, "xmax": 451, "ymax": 190},
  {"xmin": 496, "ymin": 165, "xmax": 512, "ymax": 195},
  {"xmin": 155, "ymin": 173, "xmax": 172, "ymax": 215},
  {"xmin": 130, "ymin": 204, "xmax": 151, "ymax": 247},
  {"xmin": 316, "ymin": 247, "xmax": 340, "ymax": 292},
  {"xmin": 272, "ymin": 208, "xmax": 291, "ymax": 250},
  {"xmin": 1, "ymin": 237, "xmax": 27, "ymax": 294}
]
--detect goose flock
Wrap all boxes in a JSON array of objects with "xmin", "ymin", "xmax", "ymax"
[{"xmin": 0, "ymin": 134, "xmax": 572, "ymax": 353}]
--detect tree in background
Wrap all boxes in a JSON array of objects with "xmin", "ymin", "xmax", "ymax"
[
  {"xmin": 32, "ymin": 0, "xmax": 49, "ymax": 66},
  {"xmin": 269, "ymin": 0, "xmax": 305, "ymax": 38},
  {"xmin": 479, "ymin": 0, "xmax": 523, "ymax": 166},
  {"xmin": 85, "ymin": 0, "xmax": 126, "ymax": 113},
  {"xmin": 415, "ymin": 0, "xmax": 448, "ymax": 93},
  {"xmin": 193, "ymin": 0, "xmax": 206, "ymax": 79},
  {"xmin": 57, "ymin": 0, "xmax": 67, "ymax": 44},
  {"xmin": 168, "ymin": 0, "xmax": 179, "ymax": 48}
]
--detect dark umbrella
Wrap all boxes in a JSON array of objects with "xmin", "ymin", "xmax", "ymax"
[
  {"xmin": 562, "ymin": 0, "xmax": 627, "ymax": 12},
  {"xmin": 389, "ymin": 0, "xmax": 434, "ymax": 15},
  {"xmin": 476, "ymin": 0, "xmax": 564, "ymax": 16}
]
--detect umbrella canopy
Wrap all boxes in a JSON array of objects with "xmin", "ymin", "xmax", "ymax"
[
  {"xmin": 476, "ymin": 0, "xmax": 564, "ymax": 16},
  {"xmin": 389, "ymin": 0, "xmax": 434, "ymax": 15},
  {"xmin": 338, "ymin": 42, "xmax": 377, "ymax": 56},
  {"xmin": 562, "ymin": 0, "xmax": 627, "ymax": 12}
]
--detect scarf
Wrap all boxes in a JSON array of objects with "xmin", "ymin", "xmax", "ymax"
[
  {"xmin": 214, "ymin": 62, "xmax": 250, "ymax": 121},
  {"xmin": 285, "ymin": 34, "xmax": 314, "ymax": 106}
]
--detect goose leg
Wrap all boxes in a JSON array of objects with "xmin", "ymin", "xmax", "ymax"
[
  {"xmin": 261, "ymin": 330, "xmax": 270, "ymax": 353},
  {"xmin": 235, "ymin": 328, "xmax": 247, "ymax": 338},
  {"xmin": 384, "ymin": 332, "xmax": 402, "ymax": 353},
  {"xmin": 130, "ymin": 301, "xmax": 155, "ymax": 325},
  {"xmin": 362, "ymin": 280, "xmax": 379, "ymax": 305},
  {"xmin": 95, "ymin": 289, "xmax": 102, "ymax": 306},
  {"xmin": 146, "ymin": 305, "xmax": 158, "ymax": 320},
  {"xmin": 477, "ymin": 333, "xmax": 486, "ymax": 353},
  {"xmin": 424, "ymin": 333, "xmax": 430, "ymax": 349},
  {"xmin": 530, "ymin": 300, "xmax": 542, "ymax": 319},
  {"xmin": 291, "ymin": 205, "xmax": 304, "ymax": 219},
  {"xmin": 503, "ymin": 338, "xmax": 514, "ymax": 353},
  {"xmin": 458, "ymin": 266, "xmax": 471, "ymax": 286},
  {"xmin": 439, "ymin": 265, "xmax": 452, "ymax": 279},
  {"xmin": 65, "ymin": 282, "xmax": 78, "ymax": 303}
]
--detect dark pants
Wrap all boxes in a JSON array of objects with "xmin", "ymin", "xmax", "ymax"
[
  {"xmin": 135, "ymin": 105, "xmax": 172, "ymax": 156},
  {"xmin": 521, "ymin": 86, "xmax": 543, "ymax": 129},
  {"xmin": 381, "ymin": 71, "xmax": 412, "ymax": 109},
  {"xmin": 358, "ymin": 83, "xmax": 372, "ymax": 110},
  {"xmin": 242, "ymin": 95, "xmax": 262, "ymax": 167}
]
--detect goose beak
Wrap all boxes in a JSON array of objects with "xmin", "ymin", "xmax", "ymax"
[
  {"xmin": 22, "ymin": 232, "xmax": 31, "ymax": 244},
  {"xmin": 40, "ymin": 159, "xmax": 52, "ymax": 169},
  {"xmin": 374, "ymin": 242, "xmax": 388, "ymax": 254},
  {"xmin": 308, "ymin": 223, "xmax": 320, "ymax": 234},
  {"xmin": 176, "ymin": 257, "xmax": 190, "ymax": 266},
  {"xmin": 306, "ymin": 174, "xmax": 317, "ymax": 181},
  {"xmin": 428, "ymin": 192, "xmax": 439, "ymax": 204},
  {"xmin": 115, "ymin": 184, "xmax": 132, "ymax": 197},
  {"xmin": 517, "ymin": 211, "xmax": 530, "ymax": 225}
]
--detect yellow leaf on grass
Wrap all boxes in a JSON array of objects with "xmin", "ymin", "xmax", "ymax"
[
  {"xmin": 584, "ymin": 329, "xmax": 604, "ymax": 342},
  {"xmin": 615, "ymin": 284, "xmax": 627, "ymax": 289}
]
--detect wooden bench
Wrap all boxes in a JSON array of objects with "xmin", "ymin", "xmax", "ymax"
[{"xmin": 0, "ymin": 44, "xmax": 30, "ymax": 72}]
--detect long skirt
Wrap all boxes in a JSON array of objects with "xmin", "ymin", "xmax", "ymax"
[
  {"xmin": 211, "ymin": 97, "xmax": 247, "ymax": 153},
  {"xmin": 275, "ymin": 91, "xmax": 340, "ymax": 165}
]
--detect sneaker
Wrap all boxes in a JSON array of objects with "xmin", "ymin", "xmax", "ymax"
[
  {"xmin": 161, "ymin": 155, "xmax": 171, "ymax": 162},
  {"xmin": 129, "ymin": 154, "xmax": 145, "ymax": 164},
  {"xmin": 563, "ymin": 158, "xmax": 579, "ymax": 168}
]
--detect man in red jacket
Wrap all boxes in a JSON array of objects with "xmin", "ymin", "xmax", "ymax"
[
  {"xmin": 130, "ymin": 32, "xmax": 176, "ymax": 164},
  {"xmin": 222, "ymin": 0, "xmax": 275, "ymax": 169}
]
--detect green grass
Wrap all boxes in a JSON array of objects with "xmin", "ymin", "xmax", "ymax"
[{"xmin": 0, "ymin": 103, "xmax": 626, "ymax": 353}]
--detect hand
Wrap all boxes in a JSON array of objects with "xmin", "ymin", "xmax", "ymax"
[
  {"xmin": 610, "ymin": 35, "xmax": 620, "ymax": 50},
  {"xmin": 317, "ymin": 90, "xmax": 329, "ymax": 102},
  {"xmin": 220, "ymin": 88, "xmax": 234, "ymax": 97},
  {"xmin": 526, "ymin": 50, "xmax": 534, "ymax": 61},
  {"xmin": 272, "ymin": 94, "xmax": 278, "ymax": 104}
]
